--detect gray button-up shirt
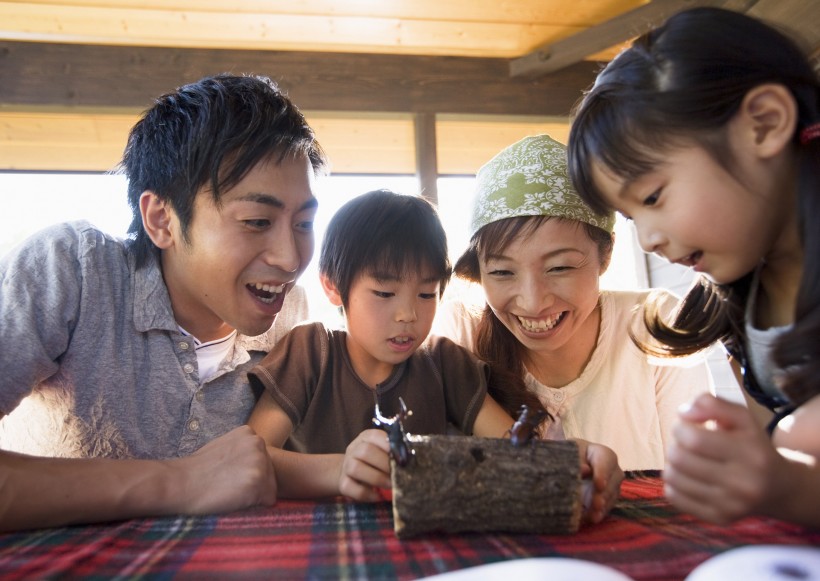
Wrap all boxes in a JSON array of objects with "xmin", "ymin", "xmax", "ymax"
[{"xmin": 0, "ymin": 221, "xmax": 308, "ymax": 459}]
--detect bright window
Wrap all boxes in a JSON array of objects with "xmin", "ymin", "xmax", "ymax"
[{"xmin": 0, "ymin": 172, "xmax": 644, "ymax": 327}]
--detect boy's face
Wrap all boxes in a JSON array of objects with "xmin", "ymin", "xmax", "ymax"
[
  {"xmin": 159, "ymin": 154, "xmax": 318, "ymax": 342},
  {"xmin": 336, "ymin": 270, "xmax": 441, "ymax": 387}
]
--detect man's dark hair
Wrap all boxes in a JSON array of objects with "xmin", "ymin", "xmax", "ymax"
[{"xmin": 120, "ymin": 73, "xmax": 328, "ymax": 267}]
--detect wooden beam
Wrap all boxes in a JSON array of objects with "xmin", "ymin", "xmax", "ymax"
[
  {"xmin": 0, "ymin": 41, "xmax": 598, "ymax": 117},
  {"xmin": 414, "ymin": 113, "xmax": 438, "ymax": 203},
  {"xmin": 509, "ymin": 0, "xmax": 761, "ymax": 78},
  {"xmin": 0, "ymin": 0, "xmax": 645, "ymax": 58}
]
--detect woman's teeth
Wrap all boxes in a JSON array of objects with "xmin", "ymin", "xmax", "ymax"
[{"xmin": 517, "ymin": 312, "xmax": 564, "ymax": 332}]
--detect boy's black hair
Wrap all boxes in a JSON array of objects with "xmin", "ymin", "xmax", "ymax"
[
  {"xmin": 120, "ymin": 73, "xmax": 328, "ymax": 268},
  {"xmin": 319, "ymin": 189, "xmax": 451, "ymax": 306}
]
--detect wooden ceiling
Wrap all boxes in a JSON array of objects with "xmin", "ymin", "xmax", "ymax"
[{"xmin": 1, "ymin": 0, "xmax": 818, "ymax": 180}]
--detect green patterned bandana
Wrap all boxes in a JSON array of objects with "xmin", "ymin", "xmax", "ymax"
[{"xmin": 470, "ymin": 134, "xmax": 615, "ymax": 238}]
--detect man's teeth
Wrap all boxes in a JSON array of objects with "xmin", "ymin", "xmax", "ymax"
[
  {"xmin": 250, "ymin": 282, "xmax": 285, "ymax": 304},
  {"xmin": 517, "ymin": 312, "xmax": 564, "ymax": 332},
  {"xmin": 253, "ymin": 283, "xmax": 285, "ymax": 294}
]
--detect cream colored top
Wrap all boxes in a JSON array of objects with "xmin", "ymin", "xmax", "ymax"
[{"xmin": 434, "ymin": 289, "xmax": 714, "ymax": 471}]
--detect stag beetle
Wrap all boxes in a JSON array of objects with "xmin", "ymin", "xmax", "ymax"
[
  {"xmin": 373, "ymin": 397, "xmax": 414, "ymax": 467},
  {"xmin": 509, "ymin": 405, "xmax": 551, "ymax": 447}
]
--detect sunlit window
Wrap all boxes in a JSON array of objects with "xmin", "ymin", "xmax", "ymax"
[{"xmin": 0, "ymin": 171, "xmax": 644, "ymax": 328}]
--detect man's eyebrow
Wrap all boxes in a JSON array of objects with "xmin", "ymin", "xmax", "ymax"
[{"xmin": 235, "ymin": 193, "xmax": 318, "ymax": 211}]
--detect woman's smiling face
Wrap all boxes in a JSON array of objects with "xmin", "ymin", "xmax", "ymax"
[{"xmin": 478, "ymin": 217, "xmax": 606, "ymax": 356}]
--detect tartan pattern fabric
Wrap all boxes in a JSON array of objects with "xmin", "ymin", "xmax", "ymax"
[{"xmin": 0, "ymin": 476, "xmax": 817, "ymax": 580}]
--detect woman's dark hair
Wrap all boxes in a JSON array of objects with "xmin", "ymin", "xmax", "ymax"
[
  {"xmin": 453, "ymin": 215, "xmax": 613, "ymax": 421},
  {"xmin": 120, "ymin": 73, "xmax": 328, "ymax": 268},
  {"xmin": 319, "ymin": 189, "xmax": 451, "ymax": 306},
  {"xmin": 567, "ymin": 7, "xmax": 820, "ymax": 406}
]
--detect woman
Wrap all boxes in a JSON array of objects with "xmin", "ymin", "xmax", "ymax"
[{"xmin": 436, "ymin": 134, "xmax": 713, "ymax": 471}]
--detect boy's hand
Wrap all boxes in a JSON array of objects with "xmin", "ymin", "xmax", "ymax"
[
  {"xmin": 177, "ymin": 426, "xmax": 278, "ymax": 514},
  {"xmin": 574, "ymin": 438, "xmax": 623, "ymax": 524},
  {"xmin": 338, "ymin": 429, "xmax": 392, "ymax": 502}
]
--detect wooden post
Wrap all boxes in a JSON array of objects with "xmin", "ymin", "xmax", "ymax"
[
  {"xmin": 414, "ymin": 112, "xmax": 438, "ymax": 205},
  {"xmin": 391, "ymin": 435, "xmax": 582, "ymax": 538}
]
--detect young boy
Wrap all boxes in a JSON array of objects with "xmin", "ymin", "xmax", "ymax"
[
  {"xmin": 0, "ymin": 74, "xmax": 328, "ymax": 531},
  {"xmin": 247, "ymin": 190, "xmax": 622, "ymax": 521}
]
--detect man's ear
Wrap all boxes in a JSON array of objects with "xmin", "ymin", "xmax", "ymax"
[
  {"xmin": 320, "ymin": 273, "xmax": 344, "ymax": 307},
  {"xmin": 735, "ymin": 83, "xmax": 797, "ymax": 159},
  {"xmin": 139, "ymin": 191, "xmax": 175, "ymax": 250}
]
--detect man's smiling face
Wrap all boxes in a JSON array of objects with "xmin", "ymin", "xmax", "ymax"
[{"xmin": 159, "ymin": 153, "xmax": 318, "ymax": 342}]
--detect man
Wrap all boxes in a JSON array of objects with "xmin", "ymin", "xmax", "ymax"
[{"xmin": 0, "ymin": 74, "xmax": 328, "ymax": 531}]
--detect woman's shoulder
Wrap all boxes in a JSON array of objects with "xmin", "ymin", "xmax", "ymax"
[{"xmin": 602, "ymin": 288, "xmax": 681, "ymax": 316}]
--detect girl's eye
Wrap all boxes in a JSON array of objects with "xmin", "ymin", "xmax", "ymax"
[
  {"xmin": 487, "ymin": 269, "xmax": 512, "ymax": 277},
  {"xmin": 643, "ymin": 190, "xmax": 661, "ymax": 207},
  {"xmin": 419, "ymin": 293, "xmax": 438, "ymax": 300},
  {"xmin": 373, "ymin": 290, "xmax": 393, "ymax": 298}
]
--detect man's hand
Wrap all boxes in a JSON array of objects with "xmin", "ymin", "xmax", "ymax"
[{"xmin": 176, "ymin": 426, "xmax": 278, "ymax": 515}]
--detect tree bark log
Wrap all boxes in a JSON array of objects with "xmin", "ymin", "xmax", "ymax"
[{"xmin": 391, "ymin": 435, "xmax": 582, "ymax": 538}]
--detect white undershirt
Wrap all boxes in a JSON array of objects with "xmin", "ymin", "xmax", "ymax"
[
  {"xmin": 178, "ymin": 326, "xmax": 238, "ymax": 383},
  {"xmin": 744, "ymin": 267, "xmax": 790, "ymax": 399}
]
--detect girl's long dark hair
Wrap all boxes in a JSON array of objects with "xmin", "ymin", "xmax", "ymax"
[
  {"xmin": 567, "ymin": 7, "xmax": 820, "ymax": 406},
  {"xmin": 454, "ymin": 216, "xmax": 613, "ymax": 420}
]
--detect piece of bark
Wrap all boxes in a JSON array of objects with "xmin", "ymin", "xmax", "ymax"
[{"xmin": 391, "ymin": 435, "xmax": 582, "ymax": 538}]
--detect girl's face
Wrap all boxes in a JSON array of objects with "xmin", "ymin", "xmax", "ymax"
[
  {"xmin": 590, "ymin": 144, "xmax": 786, "ymax": 285},
  {"xmin": 479, "ymin": 219, "xmax": 605, "ymax": 357},
  {"xmin": 341, "ymin": 270, "xmax": 441, "ymax": 388}
]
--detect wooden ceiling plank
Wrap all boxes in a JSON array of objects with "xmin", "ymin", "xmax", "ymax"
[
  {"xmin": 748, "ymin": 0, "xmax": 820, "ymax": 48},
  {"xmin": 509, "ymin": 0, "xmax": 761, "ymax": 78},
  {"xmin": 1, "ymin": 0, "xmax": 646, "ymax": 27},
  {"xmin": 0, "ymin": 2, "xmax": 619, "ymax": 57},
  {"xmin": 0, "ymin": 41, "xmax": 599, "ymax": 117}
]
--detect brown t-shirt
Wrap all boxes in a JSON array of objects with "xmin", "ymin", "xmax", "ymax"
[{"xmin": 248, "ymin": 322, "xmax": 488, "ymax": 454}]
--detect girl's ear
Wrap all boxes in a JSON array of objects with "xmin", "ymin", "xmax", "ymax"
[
  {"xmin": 736, "ymin": 83, "xmax": 797, "ymax": 159},
  {"xmin": 320, "ymin": 273, "xmax": 344, "ymax": 307},
  {"xmin": 140, "ymin": 191, "xmax": 176, "ymax": 249}
]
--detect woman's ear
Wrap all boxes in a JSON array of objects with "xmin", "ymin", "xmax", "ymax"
[
  {"xmin": 139, "ymin": 191, "xmax": 176, "ymax": 249},
  {"xmin": 599, "ymin": 232, "xmax": 615, "ymax": 275},
  {"xmin": 735, "ymin": 83, "xmax": 797, "ymax": 159},
  {"xmin": 320, "ymin": 273, "xmax": 344, "ymax": 307}
]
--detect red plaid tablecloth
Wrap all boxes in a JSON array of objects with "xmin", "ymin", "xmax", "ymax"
[{"xmin": 0, "ymin": 476, "xmax": 817, "ymax": 580}]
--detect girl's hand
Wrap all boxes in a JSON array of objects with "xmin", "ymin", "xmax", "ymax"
[
  {"xmin": 573, "ymin": 438, "xmax": 624, "ymax": 524},
  {"xmin": 338, "ymin": 429, "xmax": 392, "ymax": 502},
  {"xmin": 664, "ymin": 393, "xmax": 783, "ymax": 524}
]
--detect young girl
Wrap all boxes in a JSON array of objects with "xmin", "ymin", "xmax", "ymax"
[
  {"xmin": 436, "ymin": 134, "xmax": 712, "ymax": 472},
  {"xmin": 247, "ymin": 189, "xmax": 622, "ymax": 522},
  {"xmin": 567, "ymin": 7, "xmax": 820, "ymax": 527}
]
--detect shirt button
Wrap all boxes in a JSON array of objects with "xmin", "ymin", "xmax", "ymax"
[
  {"xmin": 195, "ymin": 391, "xmax": 204, "ymax": 401},
  {"xmin": 188, "ymin": 419, "xmax": 200, "ymax": 432},
  {"xmin": 183, "ymin": 363, "xmax": 195, "ymax": 374},
  {"xmin": 179, "ymin": 341, "xmax": 190, "ymax": 351},
  {"xmin": 554, "ymin": 392, "xmax": 565, "ymax": 401}
]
